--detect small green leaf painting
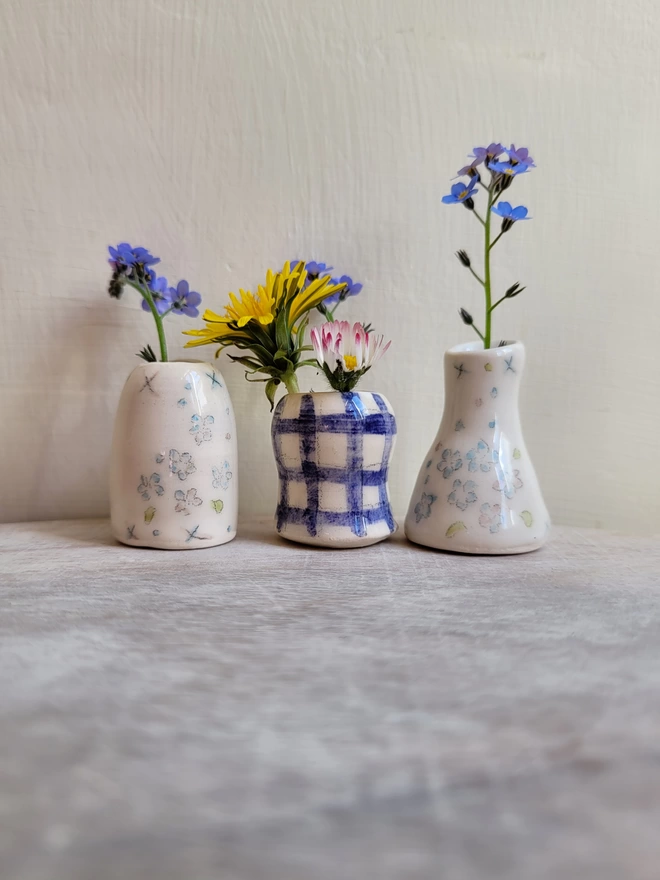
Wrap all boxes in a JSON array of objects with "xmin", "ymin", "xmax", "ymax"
[
  {"xmin": 520, "ymin": 510, "xmax": 533, "ymax": 527},
  {"xmin": 211, "ymin": 499, "xmax": 224, "ymax": 514},
  {"xmin": 513, "ymin": 448, "xmax": 521, "ymax": 460},
  {"xmin": 484, "ymin": 362, "xmax": 493, "ymax": 371},
  {"xmin": 446, "ymin": 521, "xmax": 467, "ymax": 538},
  {"xmin": 144, "ymin": 506, "xmax": 156, "ymax": 523}
]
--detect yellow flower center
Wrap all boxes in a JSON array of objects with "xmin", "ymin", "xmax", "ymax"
[
  {"xmin": 343, "ymin": 354, "xmax": 358, "ymax": 371},
  {"xmin": 459, "ymin": 189, "xmax": 468, "ymax": 199}
]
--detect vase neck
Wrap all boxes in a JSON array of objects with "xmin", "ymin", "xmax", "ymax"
[{"xmin": 442, "ymin": 342, "xmax": 524, "ymax": 429}]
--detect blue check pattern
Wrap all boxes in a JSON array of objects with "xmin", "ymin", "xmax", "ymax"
[{"xmin": 272, "ymin": 392, "xmax": 397, "ymax": 539}]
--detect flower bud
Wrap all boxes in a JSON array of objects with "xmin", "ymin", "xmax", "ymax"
[
  {"xmin": 108, "ymin": 269, "xmax": 125, "ymax": 299},
  {"xmin": 459, "ymin": 307, "xmax": 474, "ymax": 325},
  {"xmin": 463, "ymin": 197, "xmax": 475, "ymax": 211},
  {"xmin": 505, "ymin": 282, "xmax": 525, "ymax": 298},
  {"xmin": 456, "ymin": 250, "xmax": 471, "ymax": 268}
]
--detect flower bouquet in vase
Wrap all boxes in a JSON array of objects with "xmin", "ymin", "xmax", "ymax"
[
  {"xmin": 107, "ymin": 244, "xmax": 237, "ymax": 549},
  {"xmin": 185, "ymin": 261, "xmax": 395, "ymax": 548},
  {"xmin": 405, "ymin": 144, "xmax": 550, "ymax": 554}
]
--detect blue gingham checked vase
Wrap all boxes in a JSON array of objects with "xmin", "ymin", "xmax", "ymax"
[{"xmin": 271, "ymin": 391, "xmax": 397, "ymax": 548}]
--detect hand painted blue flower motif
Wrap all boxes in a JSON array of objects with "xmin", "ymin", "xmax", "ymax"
[
  {"xmin": 491, "ymin": 202, "xmax": 530, "ymax": 222},
  {"xmin": 493, "ymin": 468, "xmax": 523, "ymax": 499},
  {"xmin": 455, "ymin": 420, "xmax": 465, "ymax": 432},
  {"xmin": 177, "ymin": 398, "xmax": 187, "ymax": 407},
  {"xmin": 437, "ymin": 448, "xmax": 462, "ymax": 478},
  {"xmin": 466, "ymin": 440, "xmax": 493, "ymax": 473},
  {"xmin": 169, "ymin": 280, "xmax": 202, "ymax": 317},
  {"xmin": 324, "ymin": 275, "xmax": 363, "ymax": 307},
  {"xmin": 137, "ymin": 472, "xmax": 164, "ymax": 500},
  {"xmin": 492, "ymin": 452, "xmax": 522, "ymax": 497},
  {"xmin": 190, "ymin": 414, "xmax": 214, "ymax": 445},
  {"xmin": 212, "ymin": 462, "xmax": 233, "ymax": 490},
  {"xmin": 457, "ymin": 143, "xmax": 505, "ymax": 175},
  {"xmin": 479, "ymin": 502, "xmax": 505, "ymax": 533},
  {"xmin": 142, "ymin": 274, "xmax": 172, "ymax": 314},
  {"xmin": 447, "ymin": 479, "xmax": 478, "ymax": 511},
  {"xmin": 414, "ymin": 492, "xmax": 436, "ymax": 523},
  {"xmin": 442, "ymin": 176, "xmax": 479, "ymax": 205},
  {"xmin": 167, "ymin": 449, "xmax": 196, "ymax": 481},
  {"xmin": 174, "ymin": 487, "xmax": 203, "ymax": 516}
]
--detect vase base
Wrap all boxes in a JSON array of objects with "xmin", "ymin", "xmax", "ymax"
[
  {"xmin": 112, "ymin": 529, "xmax": 237, "ymax": 550},
  {"xmin": 276, "ymin": 522, "xmax": 397, "ymax": 549},
  {"xmin": 405, "ymin": 529, "xmax": 548, "ymax": 556}
]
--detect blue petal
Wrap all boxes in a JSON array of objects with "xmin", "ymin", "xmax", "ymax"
[
  {"xmin": 511, "ymin": 205, "xmax": 529, "ymax": 220},
  {"xmin": 493, "ymin": 201, "xmax": 512, "ymax": 217},
  {"xmin": 441, "ymin": 195, "xmax": 457, "ymax": 204}
]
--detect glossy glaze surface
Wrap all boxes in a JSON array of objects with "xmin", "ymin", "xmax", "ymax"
[
  {"xmin": 110, "ymin": 362, "xmax": 238, "ymax": 549},
  {"xmin": 405, "ymin": 341, "xmax": 549, "ymax": 554},
  {"xmin": 272, "ymin": 391, "xmax": 397, "ymax": 548}
]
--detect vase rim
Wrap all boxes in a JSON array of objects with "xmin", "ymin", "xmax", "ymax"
[
  {"xmin": 131, "ymin": 358, "xmax": 210, "ymax": 367},
  {"xmin": 447, "ymin": 340, "xmax": 523, "ymax": 356},
  {"xmin": 285, "ymin": 389, "xmax": 383, "ymax": 398}
]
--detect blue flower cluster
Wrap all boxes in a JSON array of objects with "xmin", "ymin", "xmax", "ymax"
[
  {"xmin": 442, "ymin": 143, "xmax": 535, "ymax": 223},
  {"xmin": 108, "ymin": 243, "xmax": 202, "ymax": 318},
  {"xmin": 290, "ymin": 259, "xmax": 363, "ymax": 309}
]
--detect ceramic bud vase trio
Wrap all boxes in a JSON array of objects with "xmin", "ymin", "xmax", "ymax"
[{"xmin": 107, "ymin": 141, "xmax": 548, "ymax": 554}]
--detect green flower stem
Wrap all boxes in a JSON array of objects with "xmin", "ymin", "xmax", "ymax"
[
  {"xmin": 281, "ymin": 368, "xmax": 300, "ymax": 395},
  {"xmin": 489, "ymin": 229, "xmax": 505, "ymax": 250},
  {"xmin": 128, "ymin": 280, "xmax": 168, "ymax": 362},
  {"xmin": 467, "ymin": 265, "xmax": 485, "ymax": 286},
  {"xmin": 469, "ymin": 322, "xmax": 485, "ymax": 342},
  {"xmin": 489, "ymin": 293, "xmax": 508, "ymax": 312},
  {"xmin": 471, "ymin": 208, "xmax": 486, "ymax": 227},
  {"xmin": 483, "ymin": 189, "xmax": 494, "ymax": 349}
]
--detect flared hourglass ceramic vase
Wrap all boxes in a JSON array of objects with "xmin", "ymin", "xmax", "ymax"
[
  {"xmin": 110, "ymin": 361, "xmax": 238, "ymax": 549},
  {"xmin": 271, "ymin": 391, "xmax": 397, "ymax": 548},
  {"xmin": 405, "ymin": 341, "xmax": 550, "ymax": 554}
]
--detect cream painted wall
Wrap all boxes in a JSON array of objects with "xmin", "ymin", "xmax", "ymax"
[{"xmin": 1, "ymin": 0, "xmax": 658, "ymax": 532}]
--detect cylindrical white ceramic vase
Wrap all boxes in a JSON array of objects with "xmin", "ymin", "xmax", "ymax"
[
  {"xmin": 271, "ymin": 390, "xmax": 397, "ymax": 548},
  {"xmin": 405, "ymin": 341, "xmax": 549, "ymax": 554},
  {"xmin": 110, "ymin": 361, "xmax": 238, "ymax": 549}
]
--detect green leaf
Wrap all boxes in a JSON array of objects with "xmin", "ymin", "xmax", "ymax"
[
  {"xmin": 228, "ymin": 355, "xmax": 264, "ymax": 371},
  {"xmin": 445, "ymin": 521, "xmax": 467, "ymax": 538},
  {"xmin": 265, "ymin": 378, "xmax": 280, "ymax": 411},
  {"xmin": 275, "ymin": 308, "xmax": 291, "ymax": 352},
  {"xmin": 211, "ymin": 499, "xmax": 224, "ymax": 514},
  {"xmin": 239, "ymin": 342, "xmax": 278, "ymax": 366},
  {"xmin": 273, "ymin": 355, "xmax": 294, "ymax": 374},
  {"xmin": 520, "ymin": 510, "xmax": 533, "ymax": 528},
  {"xmin": 227, "ymin": 354, "xmax": 263, "ymax": 371}
]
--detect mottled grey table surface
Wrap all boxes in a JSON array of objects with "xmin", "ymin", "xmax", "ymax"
[{"xmin": 1, "ymin": 519, "xmax": 660, "ymax": 880}]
